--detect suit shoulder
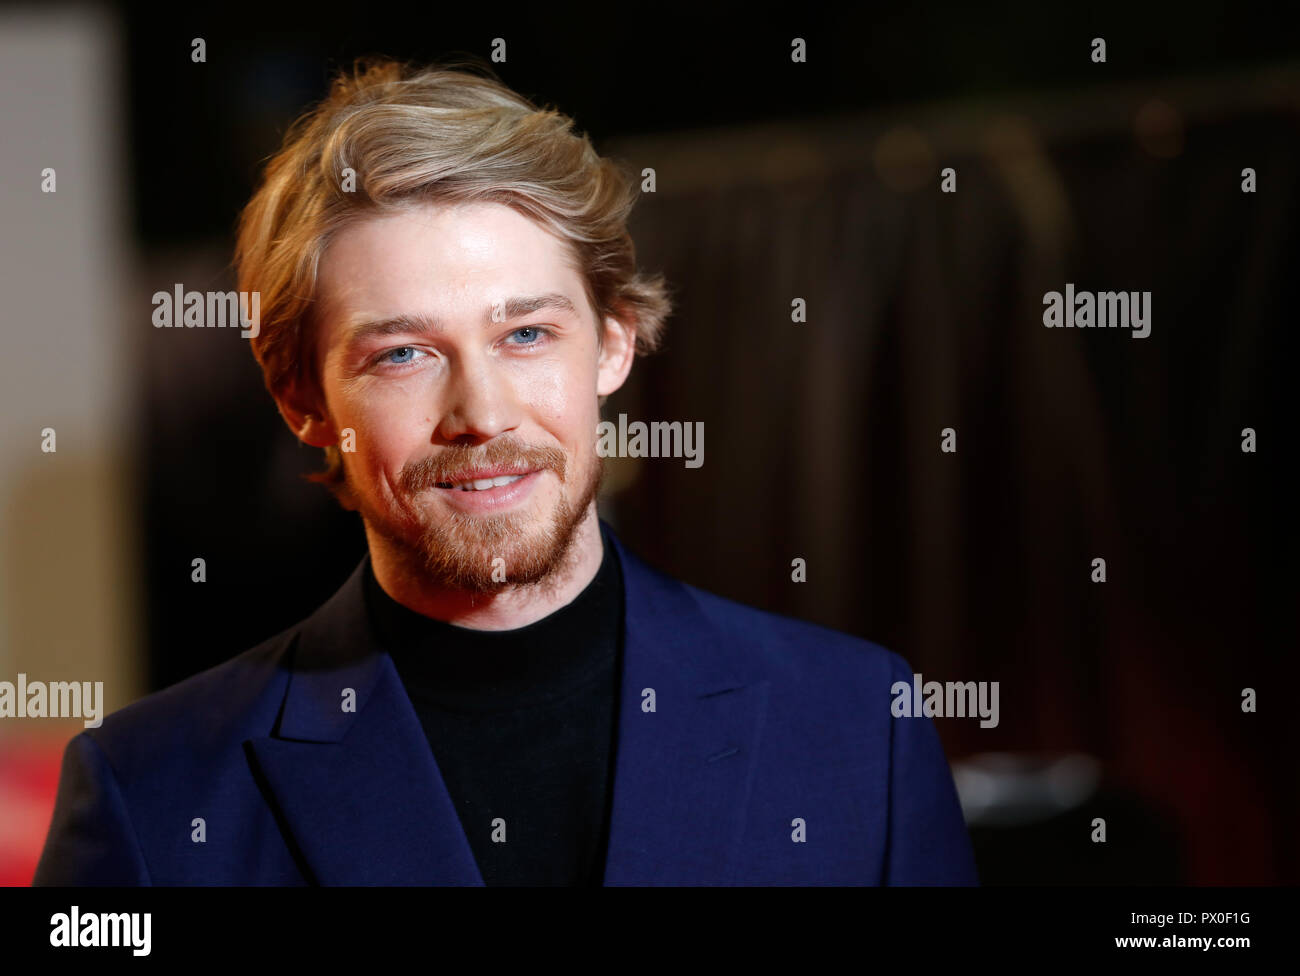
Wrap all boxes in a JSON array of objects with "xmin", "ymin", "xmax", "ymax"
[
  {"xmin": 85, "ymin": 625, "xmax": 296, "ymax": 771},
  {"xmin": 679, "ymin": 580, "xmax": 911, "ymax": 686}
]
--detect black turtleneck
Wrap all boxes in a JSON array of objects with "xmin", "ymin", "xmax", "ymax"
[{"xmin": 362, "ymin": 534, "xmax": 624, "ymax": 887}]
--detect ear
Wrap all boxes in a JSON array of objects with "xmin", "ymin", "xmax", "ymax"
[
  {"xmin": 272, "ymin": 378, "xmax": 337, "ymax": 448},
  {"xmin": 595, "ymin": 311, "xmax": 637, "ymax": 398}
]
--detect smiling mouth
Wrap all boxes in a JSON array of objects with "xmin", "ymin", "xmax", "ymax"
[{"xmin": 434, "ymin": 473, "xmax": 531, "ymax": 492}]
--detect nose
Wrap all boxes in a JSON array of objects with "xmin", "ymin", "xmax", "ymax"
[{"xmin": 434, "ymin": 351, "xmax": 521, "ymax": 444}]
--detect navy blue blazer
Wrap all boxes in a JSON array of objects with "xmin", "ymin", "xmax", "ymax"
[{"xmin": 33, "ymin": 523, "xmax": 978, "ymax": 886}]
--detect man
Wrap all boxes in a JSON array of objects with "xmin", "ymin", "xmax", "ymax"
[{"xmin": 34, "ymin": 58, "xmax": 977, "ymax": 886}]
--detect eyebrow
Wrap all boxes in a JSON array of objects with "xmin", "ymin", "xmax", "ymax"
[{"xmin": 345, "ymin": 292, "xmax": 578, "ymax": 346}]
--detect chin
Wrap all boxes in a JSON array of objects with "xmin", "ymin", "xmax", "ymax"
[{"xmin": 409, "ymin": 501, "xmax": 583, "ymax": 593}]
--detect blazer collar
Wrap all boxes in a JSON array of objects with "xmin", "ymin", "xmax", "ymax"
[{"xmin": 248, "ymin": 519, "xmax": 770, "ymax": 885}]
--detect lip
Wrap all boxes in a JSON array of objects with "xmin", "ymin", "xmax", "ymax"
[
  {"xmin": 428, "ymin": 469, "xmax": 543, "ymax": 514},
  {"xmin": 434, "ymin": 467, "xmax": 535, "ymax": 487}
]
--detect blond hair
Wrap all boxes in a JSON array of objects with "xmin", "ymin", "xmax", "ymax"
[{"xmin": 234, "ymin": 56, "xmax": 672, "ymax": 491}]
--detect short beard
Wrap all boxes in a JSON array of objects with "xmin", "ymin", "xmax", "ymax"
[{"xmin": 368, "ymin": 437, "xmax": 604, "ymax": 596}]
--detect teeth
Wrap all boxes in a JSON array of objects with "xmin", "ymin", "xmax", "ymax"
[{"xmin": 451, "ymin": 474, "xmax": 524, "ymax": 491}]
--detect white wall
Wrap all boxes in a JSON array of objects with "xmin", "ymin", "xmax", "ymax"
[{"xmin": 0, "ymin": 5, "xmax": 140, "ymax": 719}]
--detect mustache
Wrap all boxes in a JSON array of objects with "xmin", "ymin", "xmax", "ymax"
[{"xmin": 398, "ymin": 437, "xmax": 567, "ymax": 493}]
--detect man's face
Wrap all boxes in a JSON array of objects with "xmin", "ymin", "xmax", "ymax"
[{"xmin": 305, "ymin": 200, "xmax": 630, "ymax": 592}]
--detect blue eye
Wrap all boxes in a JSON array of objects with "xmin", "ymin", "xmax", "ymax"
[
  {"xmin": 383, "ymin": 346, "xmax": 419, "ymax": 364},
  {"xmin": 509, "ymin": 327, "xmax": 544, "ymax": 344}
]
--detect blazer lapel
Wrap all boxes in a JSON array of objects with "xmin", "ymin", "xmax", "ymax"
[
  {"xmin": 246, "ymin": 558, "xmax": 483, "ymax": 885},
  {"xmin": 245, "ymin": 524, "xmax": 772, "ymax": 887},
  {"xmin": 602, "ymin": 526, "xmax": 771, "ymax": 885}
]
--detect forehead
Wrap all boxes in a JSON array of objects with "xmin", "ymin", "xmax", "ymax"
[{"xmin": 316, "ymin": 200, "xmax": 586, "ymax": 322}]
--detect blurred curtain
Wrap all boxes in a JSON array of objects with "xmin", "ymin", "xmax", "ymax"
[{"xmin": 601, "ymin": 70, "xmax": 1299, "ymax": 883}]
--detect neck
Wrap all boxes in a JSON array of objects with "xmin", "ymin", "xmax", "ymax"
[{"xmin": 364, "ymin": 506, "xmax": 605, "ymax": 631}]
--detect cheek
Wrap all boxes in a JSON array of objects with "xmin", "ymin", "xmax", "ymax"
[
  {"xmin": 521, "ymin": 355, "xmax": 594, "ymax": 432},
  {"xmin": 334, "ymin": 378, "xmax": 437, "ymax": 472}
]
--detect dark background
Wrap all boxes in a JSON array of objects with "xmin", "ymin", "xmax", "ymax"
[{"xmin": 123, "ymin": 2, "xmax": 1296, "ymax": 884}]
